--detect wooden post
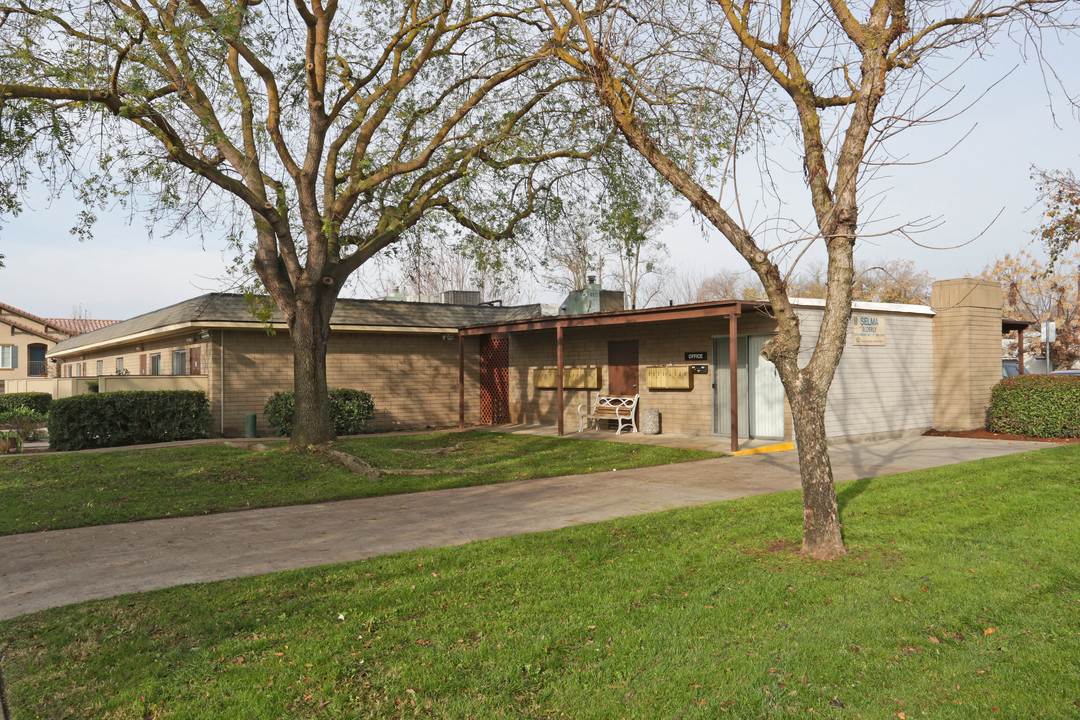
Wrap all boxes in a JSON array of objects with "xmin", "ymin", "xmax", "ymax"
[
  {"xmin": 557, "ymin": 325, "xmax": 565, "ymax": 436},
  {"xmin": 458, "ymin": 334, "xmax": 465, "ymax": 429},
  {"xmin": 1017, "ymin": 328, "xmax": 1025, "ymax": 375},
  {"xmin": 729, "ymin": 312, "xmax": 739, "ymax": 454}
]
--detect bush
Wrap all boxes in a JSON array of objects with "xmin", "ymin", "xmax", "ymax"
[
  {"xmin": 987, "ymin": 374, "xmax": 1080, "ymax": 437},
  {"xmin": 0, "ymin": 392, "xmax": 52, "ymax": 415},
  {"xmin": 48, "ymin": 390, "xmax": 212, "ymax": 451},
  {"xmin": 0, "ymin": 406, "xmax": 48, "ymax": 441},
  {"xmin": 264, "ymin": 388, "xmax": 376, "ymax": 437}
]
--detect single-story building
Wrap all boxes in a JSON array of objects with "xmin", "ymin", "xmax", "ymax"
[{"xmin": 39, "ymin": 277, "xmax": 1020, "ymax": 446}]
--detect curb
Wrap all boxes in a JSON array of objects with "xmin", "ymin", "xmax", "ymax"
[{"xmin": 732, "ymin": 441, "xmax": 795, "ymax": 456}]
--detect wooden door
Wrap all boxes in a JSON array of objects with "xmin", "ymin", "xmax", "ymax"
[{"xmin": 607, "ymin": 340, "xmax": 639, "ymax": 396}]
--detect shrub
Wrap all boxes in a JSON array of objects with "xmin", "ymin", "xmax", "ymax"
[
  {"xmin": 264, "ymin": 388, "xmax": 375, "ymax": 437},
  {"xmin": 987, "ymin": 374, "xmax": 1080, "ymax": 437},
  {"xmin": 48, "ymin": 390, "xmax": 212, "ymax": 451},
  {"xmin": 0, "ymin": 392, "xmax": 52, "ymax": 415},
  {"xmin": 0, "ymin": 406, "xmax": 48, "ymax": 441}
]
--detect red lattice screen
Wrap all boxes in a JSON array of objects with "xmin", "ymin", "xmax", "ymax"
[{"xmin": 479, "ymin": 334, "xmax": 510, "ymax": 424}]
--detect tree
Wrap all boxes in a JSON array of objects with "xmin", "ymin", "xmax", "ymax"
[
  {"xmin": 595, "ymin": 145, "xmax": 672, "ymax": 309},
  {"xmin": 662, "ymin": 267, "xmax": 765, "ymax": 304},
  {"xmin": 982, "ymin": 248, "xmax": 1080, "ymax": 369},
  {"xmin": 540, "ymin": 203, "xmax": 608, "ymax": 292},
  {"xmin": 368, "ymin": 227, "xmax": 528, "ymax": 304},
  {"xmin": 1, "ymin": 0, "xmax": 596, "ymax": 445},
  {"xmin": 1034, "ymin": 167, "xmax": 1080, "ymax": 266},
  {"xmin": 539, "ymin": 0, "xmax": 1074, "ymax": 558},
  {"xmin": 790, "ymin": 260, "xmax": 933, "ymax": 305}
]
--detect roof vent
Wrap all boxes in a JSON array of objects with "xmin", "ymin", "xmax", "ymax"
[{"xmin": 441, "ymin": 290, "xmax": 482, "ymax": 305}]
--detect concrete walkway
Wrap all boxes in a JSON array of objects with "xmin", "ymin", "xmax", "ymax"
[{"xmin": 0, "ymin": 435, "xmax": 1056, "ymax": 621}]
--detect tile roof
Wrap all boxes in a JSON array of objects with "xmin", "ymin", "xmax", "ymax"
[
  {"xmin": 0, "ymin": 301, "xmax": 67, "ymax": 342},
  {"xmin": 51, "ymin": 293, "xmax": 544, "ymax": 354},
  {"xmin": 44, "ymin": 318, "xmax": 121, "ymax": 336}
]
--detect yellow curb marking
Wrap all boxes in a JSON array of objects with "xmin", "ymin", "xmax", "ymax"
[{"xmin": 732, "ymin": 442, "xmax": 795, "ymax": 456}]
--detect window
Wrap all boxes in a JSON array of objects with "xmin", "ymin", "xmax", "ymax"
[
  {"xmin": 150, "ymin": 353, "xmax": 161, "ymax": 375},
  {"xmin": 0, "ymin": 345, "xmax": 13, "ymax": 369},
  {"xmin": 172, "ymin": 349, "xmax": 188, "ymax": 375},
  {"xmin": 116, "ymin": 357, "xmax": 124, "ymax": 374},
  {"xmin": 97, "ymin": 360, "xmax": 104, "ymax": 376}
]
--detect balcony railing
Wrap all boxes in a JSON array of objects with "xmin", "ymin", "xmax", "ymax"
[{"xmin": 28, "ymin": 360, "xmax": 48, "ymax": 377}]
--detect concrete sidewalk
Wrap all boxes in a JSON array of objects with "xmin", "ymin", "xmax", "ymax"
[{"xmin": 0, "ymin": 435, "xmax": 1055, "ymax": 621}]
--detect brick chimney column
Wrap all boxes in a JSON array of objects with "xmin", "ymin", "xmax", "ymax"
[{"xmin": 931, "ymin": 278, "xmax": 1003, "ymax": 430}]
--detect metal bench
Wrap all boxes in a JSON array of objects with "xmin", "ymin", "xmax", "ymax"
[{"xmin": 578, "ymin": 394, "xmax": 640, "ymax": 435}]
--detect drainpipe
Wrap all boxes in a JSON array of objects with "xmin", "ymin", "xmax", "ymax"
[{"xmin": 220, "ymin": 330, "xmax": 226, "ymax": 436}]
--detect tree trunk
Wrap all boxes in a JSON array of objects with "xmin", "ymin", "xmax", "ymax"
[
  {"xmin": 286, "ymin": 290, "xmax": 336, "ymax": 446},
  {"xmin": 787, "ymin": 388, "xmax": 845, "ymax": 560}
]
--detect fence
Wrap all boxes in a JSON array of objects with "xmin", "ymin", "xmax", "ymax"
[{"xmin": 3, "ymin": 375, "xmax": 208, "ymax": 397}]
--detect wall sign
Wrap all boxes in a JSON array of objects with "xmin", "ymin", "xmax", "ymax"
[
  {"xmin": 852, "ymin": 315, "xmax": 886, "ymax": 346},
  {"xmin": 685, "ymin": 351, "xmax": 707, "ymax": 361}
]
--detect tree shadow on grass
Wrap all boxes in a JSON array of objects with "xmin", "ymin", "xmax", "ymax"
[{"xmin": 837, "ymin": 475, "xmax": 873, "ymax": 514}]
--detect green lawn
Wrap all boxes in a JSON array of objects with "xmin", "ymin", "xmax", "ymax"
[
  {"xmin": 0, "ymin": 431, "xmax": 715, "ymax": 536},
  {"xmin": 2, "ymin": 444, "xmax": 1078, "ymax": 718}
]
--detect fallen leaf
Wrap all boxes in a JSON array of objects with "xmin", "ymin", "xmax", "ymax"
[
  {"xmin": 929, "ymin": 636, "xmax": 940, "ymax": 644},
  {"xmin": 984, "ymin": 627, "xmax": 997, "ymax": 635}
]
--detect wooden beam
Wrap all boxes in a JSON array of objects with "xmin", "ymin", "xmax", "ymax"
[
  {"xmin": 458, "ymin": 301, "xmax": 761, "ymax": 336},
  {"xmin": 729, "ymin": 313, "xmax": 739, "ymax": 454},
  {"xmin": 458, "ymin": 333, "xmax": 465, "ymax": 429},
  {"xmin": 556, "ymin": 325, "xmax": 565, "ymax": 436}
]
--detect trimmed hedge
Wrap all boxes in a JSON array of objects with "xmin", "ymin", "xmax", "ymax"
[
  {"xmin": 264, "ymin": 388, "xmax": 375, "ymax": 437},
  {"xmin": 49, "ymin": 390, "xmax": 212, "ymax": 451},
  {"xmin": 0, "ymin": 392, "xmax": 52, "ymax": 414},
  {"xmin": 987, "ymin": 374, "xmax": 1080, "ymax": 437}
]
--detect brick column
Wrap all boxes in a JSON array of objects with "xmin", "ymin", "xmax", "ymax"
[{"xmin": 931, "ymin": 278, "xmax": 1003, "ymax": 430}]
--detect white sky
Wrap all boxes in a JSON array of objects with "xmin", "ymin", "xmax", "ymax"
[{"xmin": 1, "ymin": 35, "xmax": 1077, "ymax": 321}]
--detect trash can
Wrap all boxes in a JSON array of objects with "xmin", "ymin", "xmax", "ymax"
[
  {"xmin": 642, "ymin": 408, "xmax": 661, "ymax": 435},
  {"xmin": 245, "ymin": 413, "xmax": 257, "ymax": 438}
]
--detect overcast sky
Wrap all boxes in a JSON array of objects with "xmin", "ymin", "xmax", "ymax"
[{"xmin": 2, "ymin": 34, "xmax": 1077, "ymax": 321}]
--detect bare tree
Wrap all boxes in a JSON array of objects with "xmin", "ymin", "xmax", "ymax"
[
  {"xmin": 374, "ymin": 228, "xmax": 527, "ymax": 304},
  {"xmin": 1034, "ymin": 166, "xmax": 1080, "ymax": 266},
  {"xmin": 539, "ymin": 0, "xmax": 1076, "ymax": 558},
  {"xmin": 1, "ymin": 0, "xmax": 596, "ymax": 444},
  {"xmin": 541, "ymin": 205, "xmax": 608, "ymax": 292},
  {"xmin": 983, "ymin": 248, "xmax": 1080, "ymax": 368},
  {"xmin": 662, "ymin": 267, "xmax": 765, "ymax": 304},
  {"xmin": 791, "ymin": 259, "xmax": 933, "ymax": 304},
  {"xmin": 596, "ymin": 144, "xmax": 672, "ymax": 308}
]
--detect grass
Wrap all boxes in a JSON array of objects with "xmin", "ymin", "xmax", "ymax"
[
  {"xmin": 2, "ymin": 444, "xmax": 1078, "ymax": 718},
  {"xmin": 0, "ymin": 431, "xmax": 715, "ymax": 536}
]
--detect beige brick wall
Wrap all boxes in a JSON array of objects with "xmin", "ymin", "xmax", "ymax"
[
  {"xmin": 57, "ymin": 332, "xmax": 209, "ymax": 380},
  {"xmin": 48, "ymin": 328, "xmax": 484, "ymax": 437},
  {"xmin": 931, "ymin": 279, "xmax": 1003, "ymax": 430},
  {"xmin": 214, "ymin": 329, "xmax": 483, "ymax": 437},
  {"xmin": 508, "ymin": 311, "xmax": 781, "ymax": 436},
  {"xmin": 797, "ymin": 307, "xmax": 935, "ymax": 439}
]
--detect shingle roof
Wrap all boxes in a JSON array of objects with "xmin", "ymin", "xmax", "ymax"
[
  {"xmin": 44, "ymin": 318, "xmax": 120, "ymax": 336},
  {"xmin": 51, "ymin": 293, "xmax": 543, "ymax": 354}
]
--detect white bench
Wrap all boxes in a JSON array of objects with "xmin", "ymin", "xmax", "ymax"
[{"xmin": 578, "ymin": 394, "xmax": 640, "ymax": 435}]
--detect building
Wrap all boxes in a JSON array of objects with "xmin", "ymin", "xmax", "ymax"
[
  {"xmin": 45, "ymin": 293, "xmax": 543, "ymax": 436},
  {"xmin": 458, "ymin": 278, "xmax": 1016, "ymax": 451},
  {"xmin": 38, "ymin": 278, "xmax": 1015, "ymax": 444},
  {"xmin": 0, "ymin": 302, "xmax": 116, "ymax": 393}
]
